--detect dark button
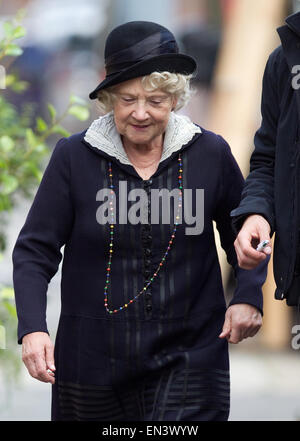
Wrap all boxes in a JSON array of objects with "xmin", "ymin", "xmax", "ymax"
[
  {"xmin": 146, "ymin": 304, "xmax": 152, "ymax": 312},
  {"xmin": 144, "ymin": 248, "xmax": 151, "ymax": 256},
  {"xmin": 144, "ymin": 259, "xmax": 151, "ymax": 267},
  {"xmin": 290, "ymin": 163, "xmax": 295, "ymax": 168},
  {"xmin": 142, "ymin": 224, "xmax": 151, "ymax": 231},
  {"xmin": 145, "ymin": 292, "xmax": 152, "ymax": 300},
  {"xmin": 143, "ymin": 179, "xmax": 152, "ymax": 187},
  {"xmin": 142, "ymin": 233, "xmax": 152, "ymax": 241},
  {"xmin": 142, "ymin": 235, "xmax": 152, "ymax": 245},
  {"xmin": 297, "ymin": 42, "xmax": 300, "ymax": 48},
  {"xmin": 144, "ymin": 270, "xmax": 151, "ymax": 278}
]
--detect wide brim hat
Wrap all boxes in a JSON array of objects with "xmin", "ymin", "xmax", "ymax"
[{"xmin": 89, "ymin": 21, "xmax": 197, "ymax": 100}]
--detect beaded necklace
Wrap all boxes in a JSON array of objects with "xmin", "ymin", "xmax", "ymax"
[{"xmin": 104, "ymin": 153, "xmax": 183, "ymax": 314}]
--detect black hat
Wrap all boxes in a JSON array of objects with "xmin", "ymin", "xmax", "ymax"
[{"xmin": 89, "ymin": 21, "xmax": 197, "ymax": 100}]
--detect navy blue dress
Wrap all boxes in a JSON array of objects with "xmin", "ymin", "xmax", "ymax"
[{"xmin": 12, "ymin": 124, "xmax": 266, "ymax": 421}]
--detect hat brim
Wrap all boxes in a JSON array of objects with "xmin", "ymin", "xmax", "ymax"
[{"xmin": 89, "ymin": 53, "xmax": 197, "ymax": 100}]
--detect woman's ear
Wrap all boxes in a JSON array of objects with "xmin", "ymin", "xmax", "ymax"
[{"xmin": 172, "ymin": 97, "xmax": 178, "ymax": 111}]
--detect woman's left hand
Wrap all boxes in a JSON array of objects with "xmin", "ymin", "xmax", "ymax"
[{"xmin": 219, "ymin": 304, "xmax": 262, "ymax": 344}]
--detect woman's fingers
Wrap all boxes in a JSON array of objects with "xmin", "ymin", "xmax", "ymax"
[
  {"xmin": 220, "ymin": 304, "xmax": 262, "ymax": 344},
  {"xmin": 22, "ymin": 332, "xmax": 55, "ymax": 384}
]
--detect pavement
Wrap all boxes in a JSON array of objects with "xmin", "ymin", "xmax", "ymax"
[{"xmin": 1, "ymin": 340, "xmax": 300, "ymax": 421}]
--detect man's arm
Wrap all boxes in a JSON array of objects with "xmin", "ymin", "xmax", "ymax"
[{"xmin": 231, "ymin": 48, "xmax": 281, "ymax": 268}]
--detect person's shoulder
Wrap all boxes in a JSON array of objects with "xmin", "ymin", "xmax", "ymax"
[
  {"xmin": 57, "ymin": 129, "xmax": 87, "ymax": 146},
  {"xmin": 268, "ymin": 45, "xmax": 283, "ymax": 62},
  {"xmin": 266, "ymin": 45, "xmax": 289, "ymax": 76},
  {"xmin": 191, "ymin": 126, "xmax": 236, "ymax": 166},
  {"xmin": 196, "ymin": 126, "xmax": 231, "ymax": 152},
  {"xmin": 53, "ymin": 129, "xmax": 87, "ymax": 154}
]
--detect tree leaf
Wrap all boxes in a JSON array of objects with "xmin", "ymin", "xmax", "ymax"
[
  {"xmin": 1, "ymin": 174, "xmax": 18, "ymax": 195},
  {"xmin": 10, "ymin": 80, "xmax": 28, "ymax": 92},
  {"xmin": 22, "ymin": 161, "xmax": 43, "ymax": 180},
  {"xmin": 12, "ymin": 25, "xmax": 26, "ymax": 40},
  {"xmin": 68, "ymin": 105, "xmax": 89, "ymax": 121},
  {"xmin": 4, "ymin": 73, "xmax": 16, "ymax": 87},
  {"xmin": 51, "ymin": 125, "xmax": 70, "ymax": 138},
  {"xmin": 36, "ymin": 116, "xmax": 48, "ymax": 133},
  {"xmin": 3, "ymin": 22, "xmax": 14, "ymax": 38},
  {"xmin": 0, "ymin": 287, "xmax": 14, "ymax": 299},
  {"xmin": 5, "ymin": 44, "xmax": 23, "ymax": 57},
  {"xmin": 25, "ymin": 128, "xmax": 38, "ymax": 148},
  {"xmin": 0, "ymin": 135, "xmax": 15, "ymax": 152},
  {"xmin": 0, "ymin": 159, "xmax": 7, "ymax": 169},
  {"xmin": 69, "ymin": 94, "xmax": 87, "ymax": 106},
  {"xmin": 35, "ymin": 143, "xmax": 47, "ymax": 154},
  {"xmin": 47, "ymin": 103, "xmax": 56, "ymax": 123},
  {"xmin": 0, "ymin": 194, "xmax": 11, "ymax": 212},
  {"xmin": 3, "ymin": 300, "xmax": 17, "ymax": 318}
]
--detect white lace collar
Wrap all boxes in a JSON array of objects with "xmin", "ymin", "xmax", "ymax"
[{"xmin": 84, "ymin": 111, "xmax": 202, "ymax": 165}]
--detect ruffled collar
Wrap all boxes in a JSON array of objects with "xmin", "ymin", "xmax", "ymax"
[{"xmin": 84, "ymin": 111, "xmax": 202, "ymax": 165}]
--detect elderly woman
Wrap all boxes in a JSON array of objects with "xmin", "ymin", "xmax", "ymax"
[{"xmin": 13, "ymin": 21, "xmax": 267, "ymax": 422}]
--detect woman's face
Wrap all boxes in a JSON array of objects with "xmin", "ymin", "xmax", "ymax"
[{"xmin": 112, "ymin": 77, "xmax": 177, "ymax": 147}]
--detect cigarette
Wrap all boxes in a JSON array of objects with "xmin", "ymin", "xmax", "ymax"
[{"xmin": 256, "ymin": 240, "xmax": 269, "ymax": 252}]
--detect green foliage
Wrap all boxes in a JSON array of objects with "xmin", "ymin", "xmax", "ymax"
[
  {"xmin": 0, "ymin": 7, "xmax": 91, "ymax": 383},
  {"xmin": 0, "ymin": 285, "xmax": 22, "ymax": 380}
]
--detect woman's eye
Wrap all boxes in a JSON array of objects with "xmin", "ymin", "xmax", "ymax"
[
  {"xmin": 150, "ymin": 100, "xmax": 161, "ymax": 105},
  {"xmin": 122, "ymin": 97, "xmax": 135, "ymax": 103}
]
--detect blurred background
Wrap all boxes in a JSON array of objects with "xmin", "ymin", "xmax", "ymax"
[{"xmin": 0, "ymin": 0, "xmax": 300, "ymax": 421}]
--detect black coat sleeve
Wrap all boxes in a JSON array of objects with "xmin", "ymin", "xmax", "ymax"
[
  {"xmin": 230, "ymin": 49, "xmax": 280, "ymax": 235},
  {"xmin": 12, "ymin": 137, "xmax": 74, "ymax": 344},
  {"xmin": 214, "ymin": 136, "xmax": 268, "ymax": 314}
]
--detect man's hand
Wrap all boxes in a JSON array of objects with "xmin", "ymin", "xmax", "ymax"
[
  {"xmin": 22, "ymin": 332, "xmax": 56, "ymax": 384},
  {"xmin": 219, "ymin": 304, "xmax": 262, "ymax": 344},
  {"xmin": 234, "ymin": 214, "xmax": 272, "ymax": 269}
]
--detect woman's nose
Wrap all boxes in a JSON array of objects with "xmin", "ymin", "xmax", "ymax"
[{"xmin": 132, "ymin": 101, "xmax": 148, "ymax": 120}]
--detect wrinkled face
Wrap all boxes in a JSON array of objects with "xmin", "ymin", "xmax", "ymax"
[{"xmin": 112, "ymin": 77, "xmax": 177, "ymax": 146}]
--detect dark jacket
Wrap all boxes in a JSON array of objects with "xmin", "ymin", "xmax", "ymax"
[
  {"xmin": 12, "ymin": 120, "xmax": 267, "ymax": 421},
  {"xmin": 231, "ymin": 12, "xmax": 300, "ymax": 306}
]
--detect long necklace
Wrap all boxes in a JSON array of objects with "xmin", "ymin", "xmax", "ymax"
[{"xmin": 104, "ymin": 153, "xmax": 183, "ymax": 314}]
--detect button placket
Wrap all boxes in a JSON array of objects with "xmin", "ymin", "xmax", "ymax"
[{"xmin": 142, "ymin": 179, "xmax": 153, "ymax": 316}]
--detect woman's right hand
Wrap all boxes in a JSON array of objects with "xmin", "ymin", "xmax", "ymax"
[
  {"xmin": 22, "ymin": 332, "xmax": 56, "ymax": 384},
  {"xmin": 234, "ymin": 214, "xmax": 272, "ymax": 269}
]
